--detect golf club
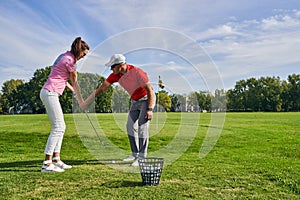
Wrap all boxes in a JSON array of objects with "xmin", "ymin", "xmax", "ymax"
[
  {"xmin": 84, "ymin": 111, "xmax": 108, "ymax": 146},
  {"xmin": 81, "ymin": 68, "xmax": 111, "ymax": 147}
]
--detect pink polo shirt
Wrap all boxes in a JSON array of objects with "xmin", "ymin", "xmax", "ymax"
[
  {"xmin": 106, "ymin": 65, "xmax": 149, "ymax": 101},
  {"xmin": 43, "ymin": 51, "xmax": 76, "ymax": 95}
]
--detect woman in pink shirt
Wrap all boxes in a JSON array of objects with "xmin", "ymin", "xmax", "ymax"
[{"xmin": 40, "ymin": 37, "xmax": 89, "ymax": 172}]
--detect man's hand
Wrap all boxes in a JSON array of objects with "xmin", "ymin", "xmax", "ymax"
[
  {"xmin": 146, "ymin": 110, "xmax": 153, "ymax": 120},
  {"xmin": 79, "ymin": 101, "xmax": 87, "ymax": 110}
]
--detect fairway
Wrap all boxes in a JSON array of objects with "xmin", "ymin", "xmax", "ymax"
[{"xmin": 0, "ymin": 113, "xmax": 299, "ymax": 199}]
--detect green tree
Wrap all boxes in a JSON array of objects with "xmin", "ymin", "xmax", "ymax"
[
  {"xmin": 245, "ymin": 78, "xmax": 260, "ymax": 111},
  {"xmin": 226, "ymin": 80, "xmax": 246, "ymax": 111},
  {"xmin": 0, "ymin": 93, "xmax": 2, "ymax": 113},
  {"xmin": 195, "ymin": 91, "xmax": 211, "ymax": 112},
  {"xmin": 226, "ymin": 89, "xmax": 234, "ymax": 111},
  {"xmin": 95, "ymin": 76, "xmax": 113, "ymax": 113},
  {"xmin": 112, "ymin": 85, "xmax": 130, "ymax": 113},
  {"xmin": 258, "ymin": 76, "xmax": 282, "ymax": 111},
  {"xmin": 78, "ymin": 73, "xmax": 113, "ymax": 113},
  {"xmin": 156, "ymin": 91, "xmax": 171, "ymax": 112},
  {"xmin": 227, "ymin": 76, "xmax": 284, "ymax": 112},
  {"xmin": 280, "ymin": 80, "xmax": 291, "ymax": 111},
  {"xmin": 10, "ymin": 67, "xmax": 51, "ymax": 114},
  {"xmin": 0, "ymin": 79, "xmax": 24, "ymax": 113},
  {"xmin": 187, "ymin": 92, "xmax": 199, "ymax": 112},
  {"xmin": 286, "ymin": 74, "xmax": 300, "ymax": 111},
  {"xmin": 170, "ymin": 94, "xmax": 185, "ymax": 112},
  {"xmin": 212, "ymin": 89, "xmax": 226, "ymax": 112}
]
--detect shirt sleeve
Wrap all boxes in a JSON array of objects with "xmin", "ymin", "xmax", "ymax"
[
  {"xmin": 65, "ymin": 57, "xmax": 76, "ymax": 73},
  {"xmin": 106, "ymin": 73, "xmax": 118, "ymax": 84},
  {"xmin": 136, "ymin": 68, "xmax": 149, "ymax": 86}
]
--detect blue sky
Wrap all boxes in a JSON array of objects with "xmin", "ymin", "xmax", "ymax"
[{"xmin": 1, "ymin": 0, "xmax": 300, "ymax": 93}]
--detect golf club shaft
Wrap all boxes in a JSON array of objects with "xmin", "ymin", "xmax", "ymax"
[{"xmin": 84, "ymin": 111, "xmax": 105, "ymax": 146}]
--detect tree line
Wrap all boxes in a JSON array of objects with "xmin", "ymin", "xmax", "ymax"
[
  {"xmin": 226, "ymin": 75, "xmax": 300, "ymax": 112},
  {"xmin": 0, "ymin": 67, "xmax": 113, "ymax": 114},
  {"xmin": 0, "ymin": 66, "xmax": 299, "ymax": 114}
]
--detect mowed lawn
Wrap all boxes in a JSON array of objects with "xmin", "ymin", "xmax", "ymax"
[{"xmin": 0, "ymin": 112, "xmax": 299, "ymax": 199}]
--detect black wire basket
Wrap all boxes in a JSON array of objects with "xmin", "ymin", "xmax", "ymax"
[{"xmin": 138, "ymin": 157, "xmax": 164, "ymax": 186}]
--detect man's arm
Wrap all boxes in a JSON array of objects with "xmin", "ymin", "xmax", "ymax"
[
  {"xmin": 80, "ymin": 80, "xmax": 111, "ymax": 110},
  {"xmin": 144, "ymin": 82, "xmax": 155, "ymax": 120}
]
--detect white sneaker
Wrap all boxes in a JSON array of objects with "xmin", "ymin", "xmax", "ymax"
[
  {"xmin": 53, "ymin": 160, "xmax": 72, "ymax": 169},
  {"xmin": 131, "ymin": 160, "xmax": 139, "ymax": 167},
  {"xmin": 41, "ymin": 163, "xmax": 65, "ymax": 172},
  {"xmin": 123, "ymin": 155, "xmax": 137, "ymax": 161}
]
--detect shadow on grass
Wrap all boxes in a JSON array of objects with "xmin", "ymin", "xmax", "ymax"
[
  {"xmin": 0, "ymin": 159, "xmax": 104, "ymax": 172},
  {"xmin": 0, "ymin": 160, "xmax": 154, "ymax": 188},
  {"xmin": 0, "ymin": 160, "xmax": 41, "ymax": 172},
  {"xmin": 101, "ymin": 180, "xmax": 144, "ymax": 188}
]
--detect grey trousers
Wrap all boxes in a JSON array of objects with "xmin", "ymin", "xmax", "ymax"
[{"xmin": 126, "ymin": 99, "xmax": 150, "ymax": 159}]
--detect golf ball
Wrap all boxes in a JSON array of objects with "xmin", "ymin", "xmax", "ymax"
[{"xmin": 111, "ymin": 160, "xmax": 115, "ymax": 164}]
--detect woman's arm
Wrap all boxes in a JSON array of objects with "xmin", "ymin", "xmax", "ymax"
[
  {"xmin": 70, "ymin": 71, "xmax": 84, "ymax": 104},
  {"xmin": 66, "ymin": 82, "xmax": 74, "ymax": 92}
]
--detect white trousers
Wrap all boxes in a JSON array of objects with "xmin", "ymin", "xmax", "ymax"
[{"xmin": 40, "ymin": 89, "xmax": 66, "ymax": 155}]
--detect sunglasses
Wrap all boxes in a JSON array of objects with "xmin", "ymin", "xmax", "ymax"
[
  {"xmin": 81, "ymin": 49, "xmax": 88, "ymax": 57},
  {"xmin": 111, "ymin": 64, "xmax": 120, "ymax": 69}
]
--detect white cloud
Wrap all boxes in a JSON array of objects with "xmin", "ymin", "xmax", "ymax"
[
  {"xmin": 1, "ymin": 0, "xmax": 300, "ymax": 92},
  {"xmin": 198, "ymin": 10, "xmax": 300, "ymax": 88},
  {"xmin": 0, "ymin": 1, "xmax": 83, "ymax": 87},
  {"xmin": 261, "ymin": 14, "xmax": 300, "ymax": 30},
  {"xmin": 198, "ymin": 24, "xmax": 242, "ymax": 41}
]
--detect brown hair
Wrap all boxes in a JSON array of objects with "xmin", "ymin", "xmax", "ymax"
[{"xmin": 71, "ymin": 37, "xmax": 90, "ymax": 60}]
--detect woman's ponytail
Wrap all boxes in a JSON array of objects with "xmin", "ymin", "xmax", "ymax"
[{"xmin": 71, "ymin": 37, "xmax": 89, "ymax": 60}]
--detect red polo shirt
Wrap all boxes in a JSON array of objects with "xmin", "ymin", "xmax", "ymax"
[{"xmin": 106, "ymin": 65, "xmax": 149, "ymax": 100}]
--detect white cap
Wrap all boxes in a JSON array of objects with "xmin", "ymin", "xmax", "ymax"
[{"xmin": 105, "ymin": 54, "xmax": 126, "ymax": 67}]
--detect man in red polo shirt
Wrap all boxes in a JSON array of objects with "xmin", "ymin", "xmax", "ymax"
[{"xmin": 80, "ymin": 54, "xmax": 155, "ymax": 166}]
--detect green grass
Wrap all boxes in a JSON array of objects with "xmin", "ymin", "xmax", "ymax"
[{"xmin": 0, "ymin": 113, "xmax": 299, "ymax": 199}]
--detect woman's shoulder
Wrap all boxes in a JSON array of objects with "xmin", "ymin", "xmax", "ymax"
[
  {"xmin": 64, "ymin": 51, "xmax": 76, "ymax": 62},
  {"xmin": 57, "ymin": 51, "xmax": 76, "ymax": 67}
]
